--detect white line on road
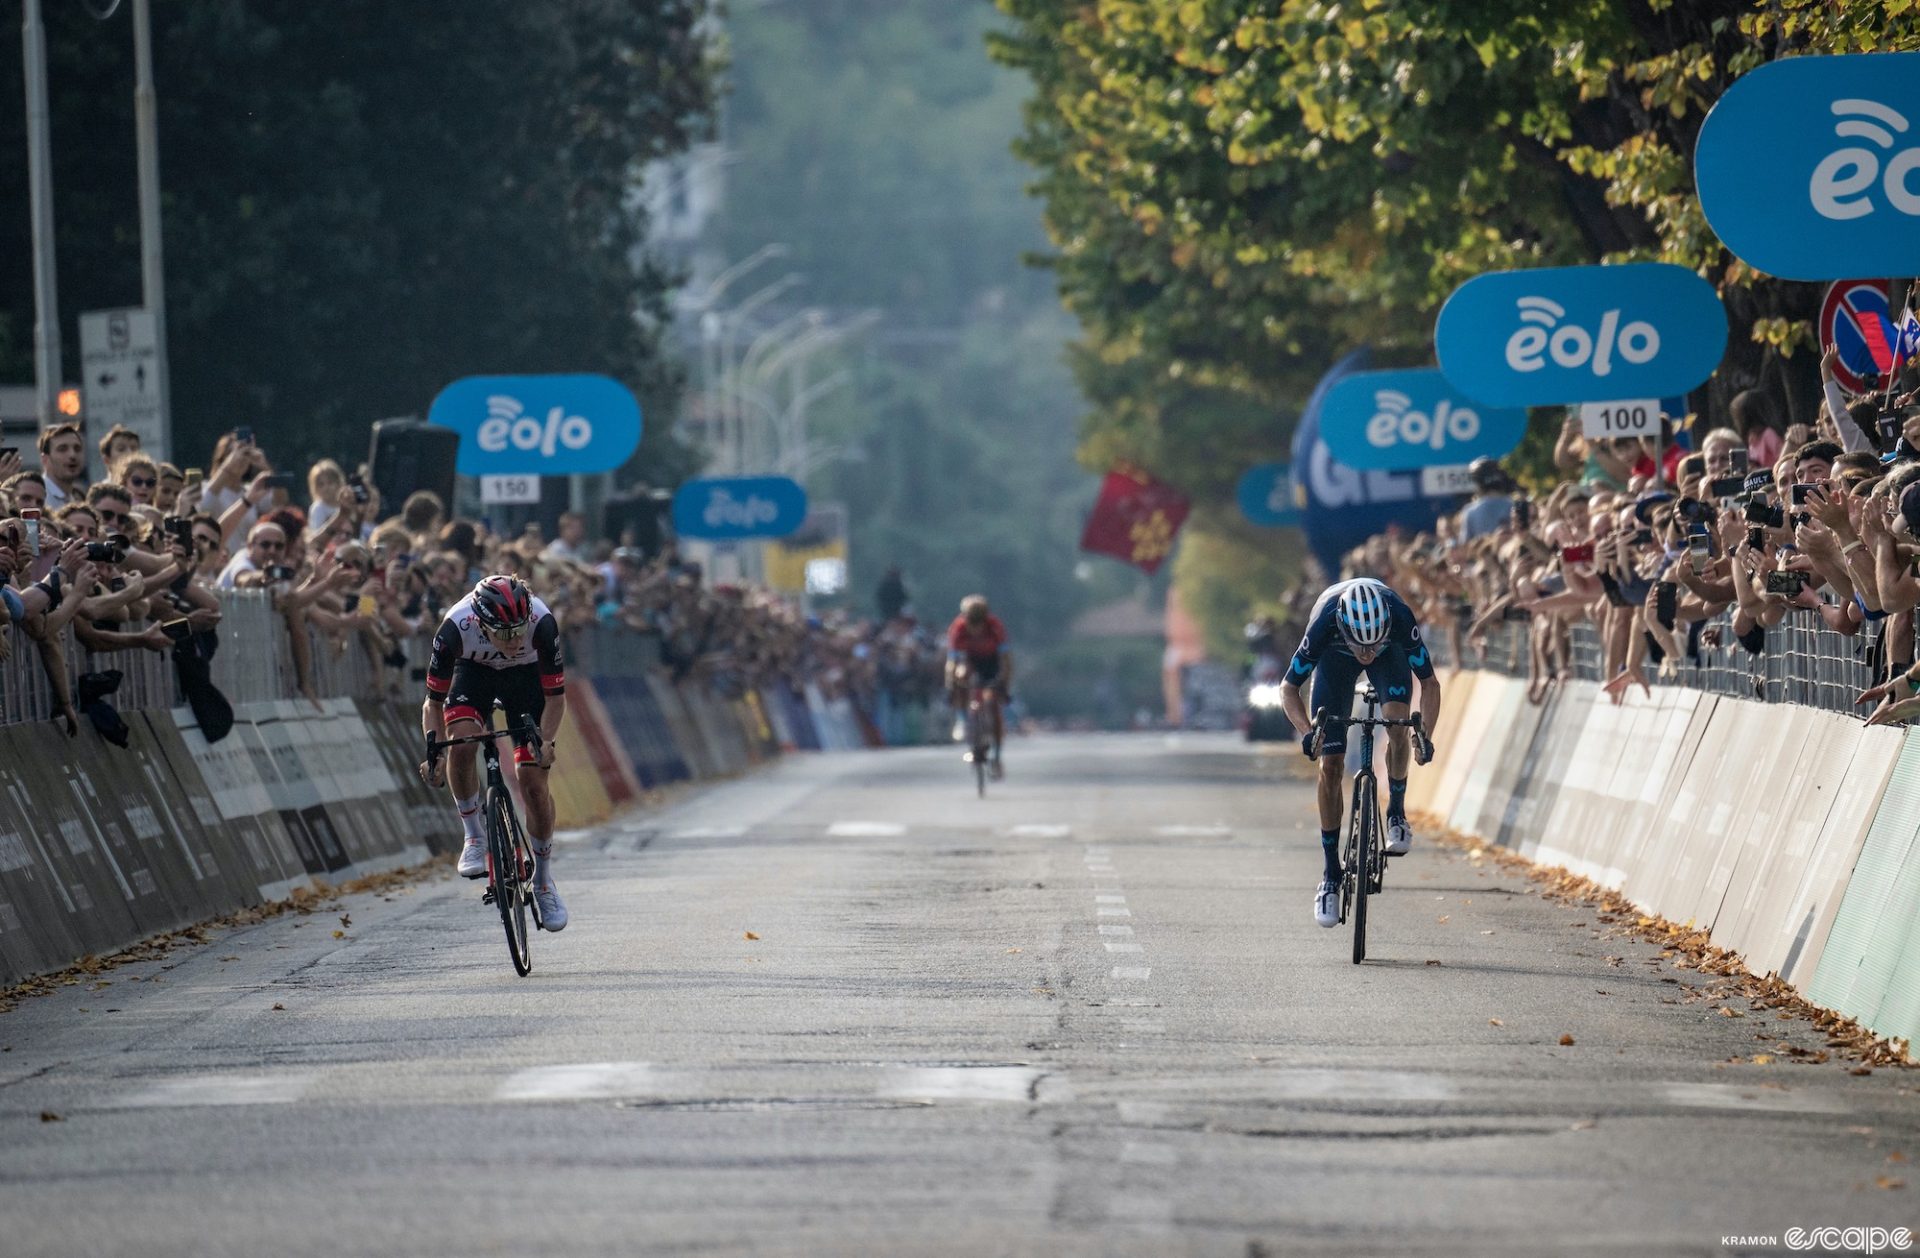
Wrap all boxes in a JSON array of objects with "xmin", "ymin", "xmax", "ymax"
[
  {"xmin": 1008, "ymin": 824, "xmax": 1072, "ymax": 837},
  {"xmin": 110, "ymin": 1072, "xmax": 315, "ymax": 1109},
  {"xmin": 1097, "ymin": 925, "xmax": 1134, "ymax": 936},
  {"xmin": 826, "ymin": 822, "xmax": 907, "ymax": 837},
  {"xmin": 1154, "ymin": 824, "xmax": 1230, "ymax": 836},
  {"xmin": 879, "ymin": 1066, "xmax": 1042, "ymax": 1103},
  {"xmin": 1097, "ymin": 907, "xmax": 1132, "ymax": 917},
  {"xmin": 1110, "ymin": 966, "xmax": 1152, "ymax": 980},
  {"xmin": 1095, "ymin": 895, "xmax": 1127, "ymax": 904},
  {"xmin": 1104, "ymin": 942, "xmax": 1144, "ymax": 953},
  {"xmin": 665, "ymin": 826, "xmax": 746, "ymax": 840},
  {"xmin": 1659, "ymin": 1082, "xmax": 1848, "ymax": 1113},
  {"xmin": 497, "ymin": 1062, "xmax": 658, "ymax": 1102}
]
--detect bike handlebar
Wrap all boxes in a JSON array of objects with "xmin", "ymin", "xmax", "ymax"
[
  {"xmin": 427, "ymin": 722, "xmax": 543, "ymax": 758},
  {"xmin": 1313, "ymin": 710, "xmax": 1424, "ymax": 732}
]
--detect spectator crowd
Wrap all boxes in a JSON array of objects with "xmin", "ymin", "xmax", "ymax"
[
  {"xmin": 1334, "ymin": 342, "xmax": 1920, "ymax": 725},
  {"xmin": 0, "ymin": 421, "xmax": 948, "ymax": 743}
]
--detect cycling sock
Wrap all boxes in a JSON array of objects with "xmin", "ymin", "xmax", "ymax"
[
  {"xmin": 1388, "ymin": 777, "xmax": 1407, "ymax": 820},
  {"xmin": 533, "ymin": 841, "xmax": 553, "ymax": 886},
  {"xmin": 455, "ymin": 794, "xmax": 483, "ymax": 841},
  {"xmin": 1321, "ymin": 830, "xmax": 1341, "ymax": 881}
]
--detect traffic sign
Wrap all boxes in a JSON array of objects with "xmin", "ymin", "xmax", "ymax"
[
  {"xmin": 1819, "ymin": 279, "xmax": 1893, "ymax": 394},
  {"xmin": 479, "ymin": 474, "xmax": 542, "ymax": 505},
  {"xmin": 79, "ymin": 308, "xmax": 165, "ymax": 460}
]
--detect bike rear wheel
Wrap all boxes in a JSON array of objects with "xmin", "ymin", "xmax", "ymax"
[
  {"xmin": 1348, "ymin": 772, "xmax": 1377, "ymax": 965},
  {"xmin": 489, "ymin": 788, "xmax": 532, "ymax": 977}
]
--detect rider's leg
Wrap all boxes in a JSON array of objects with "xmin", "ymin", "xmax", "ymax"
[
  {"xmin": 1383, "ymin": 711, "xmax": 1411, "ymax": 820},
  {"xmin": 991, "ymin": 691, "xmax": 1005, "ymax": 761},
  {"xmin": 444, "ymin": 715, "xmax": 484, "ymax": 837},
  {"xmin": 515, "ymin": 758, "xmax": 557, "ymax": 882},
  {"xmin": 1317, "ymin": 752, "xmax": 1346, "ymax": 880}
]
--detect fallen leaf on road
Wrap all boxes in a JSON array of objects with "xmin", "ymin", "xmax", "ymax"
[
  {"xmin": 1425, "ymin": 959, "xmax": 1443, "ymax": 966},
  {"xmin": 218, "ymin": 956, "xmax": 238, "ymax": 963},
  {"xmin": 331, "ymin": 931, "xmax": 345, "ymax": 940},
  {"xmin": 1719, "ymin": 1007, "xmax": 1745, "ymax": 1018},
  {"xmin": 1489, "ymin": 1018, "xmax": 1504, "ymax": 1027},
  {"xmin": 744, "ymin": 931, "xmax": 760, "ymax": 941},
  {"xmin": 1570, "ymin": 1119, "xmax": 1597, "ymax": 1131},
  {"xmin": 1480, "ymin": 929, "xmax": 1495, "ymax": 936},
  {"xmin": 1751, "ymin": 1054, "xmax": 1775, "ymax": 1065},
  {"xmin": 1853, "ymin": 1066, "xmax": 1875, "ymax": 1076},
  {"xmin": 339, "ymin": 914, "xmax": 351, "ymax": 928},
  {"xmin": 1437, "ymin": 915, "xmax": 1450, "ymax": 924},
  {"xmin": 1559, "ymin": 1033, "xmax": 1576, "ymax": 1046},
  {"xmin": 39, "ymin": 1111, "xmax": 60, "ymax": 1123},
  {"xmin": 1876, "ymin": 1177, "xmax": 1906, "ymax": 1190},
  {"xmin": 1891, "ymin": 1151, "xmax": 1909, "ymax": 1164},
  {"xmin": 1005, "ymin": 947, "xmax": 1022, "ymax": 954},
  {"xmin": 271, "ymin": 1002, "xmax": 286, "ymax": 1011}
]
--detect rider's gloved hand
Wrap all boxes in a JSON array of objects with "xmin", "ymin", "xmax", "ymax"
[
  {"xmin": 1414, "ymin": 730, "xmax": 1435, "ymax": 766},
  {"xmin": 1301, "ymin": 728, "xmax": 1319, "ymax": 760}
]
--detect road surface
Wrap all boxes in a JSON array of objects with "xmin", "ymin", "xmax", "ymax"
[{"xmin": 2, "ymin": 734, "xmax": 1915, "ymax": 1256}]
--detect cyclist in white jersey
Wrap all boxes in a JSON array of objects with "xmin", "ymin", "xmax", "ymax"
[{"xmin": 419, "ymin": 575, "xmax": 571, "ymax": 930}]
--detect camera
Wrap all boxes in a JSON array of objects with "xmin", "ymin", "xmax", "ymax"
[
  {"xmin": 1512, "ymin": 497, "xmax": 1533, "ymax": 530},
  {"xmin": 1687, "ymin": 530, "xmax": 1713, "ymax": 572},
  {"xmin": 1729, "ymin": 449, "xmax": 1749, "ymax": 475},
  {"xmin": 233, "ymin": 426, "xmax": 253, "ymax": 445},
  {"xmin": 1790, "ymin": 483, "xmax": 1818, "ymax": 506},
  {"xmin": 347, "ymin": 472, "xmax": 371, "ymax": 505},
  {"xmin": 1676, "ymin": 497, "xmax": 1716, "ymax": 524},
  {"xmin": 1654, "ymin": 580, "xmax": 1678, "ymax": 626},
  {"xmin": 261, "ymin": 473, "xmax": 296, "ymax": 493},
  {"xmin": 265, "ymin": 563, "xmax": 297, "ymax": 582},
  {"xmin": 165, "ymin": 516, "xmax": 194, "ymax": 547},
  {"xmin": 84, "ymin": 540, "xmax": 124, "ymax": 564},
  {"xmin": 1501, "ymin": 606, "xmax": 1532, "ymax": 622},
  {"xmin": 1561, "ymin": 543, "xmax": 1593, "ymax": 564},
  {"xmin": 1706, "ymin": 476, "xmax": 1746, "ymax": 499},
  {"xmin": 160, "ymin": 618, "xmax": 193, "ymax": 643},
  {"xmin": 1631, "ymin": 527, "xmax": 1655, "ymax": 545},
  {"xmin": 1746, "ymin": 525, "xmax": 1767, "ymax": 551},
  {"xmin": 1880, "ymin": 411, "xmax": 1902, "ymax": 446},
  {"xmin": 1765, "ymin": 570, "xmax": 1809, "ymax": 597},
  {"xmin": 1745, "ymin": 498, "xmax": 1786, "ymax": 529}
]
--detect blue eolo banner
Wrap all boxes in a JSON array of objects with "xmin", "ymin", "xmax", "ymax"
[
  {"xmin": 1288, "ymin": 347, "xmax": 1449, "ymax": 578},
  {"xmin": 1696, "ymin": 52, "xmax": 1920, "ymax": 280},
  {"xmin": 1235, "ymin": 463, "xmax": 1301, "ymax": 528},
  {"xmin": 1318, "ymin": 367, "xmax": 1526, "ymax": 471},
  {"xmin": 429, "ymin": 374, "xmax": 642, "ymax": 476},
  {"xmin": 1434, "ymin": 262, "xmax": 1726, "ymax": 408},
  {"xmin": 671, "ymin": 475, "xmax": 809, "ymax": 541}
]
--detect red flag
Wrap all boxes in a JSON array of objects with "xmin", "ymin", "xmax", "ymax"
[{"xmin": 1079, "ymin": 463, "xmax": 1191, "ymax": 575}]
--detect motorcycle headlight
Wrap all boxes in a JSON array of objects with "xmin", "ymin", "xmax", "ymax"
[{"xmin": 1248, "ymin": 683, "xmax": 1283, "ymax": 708}]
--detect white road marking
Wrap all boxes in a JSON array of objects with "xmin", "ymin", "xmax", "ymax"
[
  {"xmin": 666, "ymin": 825, "xmax": 746, "ymax": 840},
  {"xmin": 1111, "ymin": 966, "xmax": 1152, "ymax": 980},
  {"xmin": 1104, "ymin": 942, "xmax": 1144, "ymax": 953},
  {"xmin": 1259, "ymin": 1070, "xmax": 1457, "ymax": 1102},
  {"xmin": 1009, "ymin": 824, "xmax": 1072, "ymax": 838},
  {"xmin": 497, "ymin": 1062, "xmax": 658, "ymax": 1102},
  {"xmin": 826, "ymin": 822, "xmax": 906, "ymax": 837},
  {"xmin": 1154, "ymin": 824, "xmax": 1230, "ymax": 836},
  {"xmin": 1098, "ymin": 925, "xmax": 1134, "ymax": 936},
  {"xmin": 1095, "ymin": 895, "xmax": 1127, "ymax": 904},
  {"xmin": 1659, "ymin": 1083, "xmax": 1847, "ymax": 1114},
  {"xmin": 1097, "ymin": 907, "xmax": 1133, "ymax": 917},
  {"xmin": 552, "ymin": 828, "xmax": 598, "ymax": 845},
  {"xmin": 110, "ymin": 1072, "xmax": 314, "ymax": 1109},
  {"xmin": 880, "ymin": 1066, "xmax": 1041, "ymax": 1103}
]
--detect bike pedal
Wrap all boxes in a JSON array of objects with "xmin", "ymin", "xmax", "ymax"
[{"xmin": 480, "ymin": 888, "xmax": 496, "ymax": 905}]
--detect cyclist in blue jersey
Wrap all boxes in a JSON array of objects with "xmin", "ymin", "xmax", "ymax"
[{"xmin": 1277, "ymin": 577, "xmax": 1442, "ymax": 929}]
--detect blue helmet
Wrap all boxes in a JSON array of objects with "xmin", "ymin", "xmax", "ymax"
[{"xmin": 1336, "ymin": 581, "xmax": 1391, "ymax": 648}]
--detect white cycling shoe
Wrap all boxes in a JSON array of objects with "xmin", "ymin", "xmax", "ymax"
[
  {"xmin": 1314, "ymin": 877, "xmax": 1340, "ymax": 928},
  {"xmin": 535, "ymin": 882, "xmax": 568, "ymax": 931},
  {"xmin": 1385, "ymin": 816, "xmax": 1412, "ymax": 857},
  {"xmin": 457, "ymin": 838, "xmax": 487, "ymax": 879}
]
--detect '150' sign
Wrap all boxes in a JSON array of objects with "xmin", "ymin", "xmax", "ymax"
[{"xmin": 1696, "ymin": 51, "xmax": 1920, "ymax": 280}]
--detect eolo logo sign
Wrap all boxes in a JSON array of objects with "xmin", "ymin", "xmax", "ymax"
[
  {"xmin": 1434, "ymin": 263, "xmax": 1727, "ymax": 408},
  {"xmin": 1697, "ymin": 52, "xmax": 1920, "ymax": 279},
  {"xmin": 430, "ymin": 374, "xmax": 642, "ymax": 476},
  {"xmin": 1319, "ymin": 368, "xmax": 1525, "ymax": 471}
]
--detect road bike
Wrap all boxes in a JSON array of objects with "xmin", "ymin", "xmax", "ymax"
[
  {"xmin": 1315, "ymin": 689, "xmax": 1424, "ymax": 965},
  {"xmin": 962, "ymin": 680, "xmax": 1003, "ymax": 797},
  {"xmin": 428, "ymin": 714, "xmax": 543, "ymax": 976}
]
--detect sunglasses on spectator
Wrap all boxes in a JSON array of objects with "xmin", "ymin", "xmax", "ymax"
[
  {"xmin": 128, "ymin": 476, "xmax": 156, "ymax": 488},
  {"xmin": 97, "ymin": 508, "xmax": 129, "ymax": 524},
  {"xmin": 193, "ymin": 532, "xmax": 222, "ymax": 550}
]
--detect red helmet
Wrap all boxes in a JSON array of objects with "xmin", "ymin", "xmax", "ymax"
[{"xmin": 471, "ymin": 575, "xmax": 532, "ymax": 635}]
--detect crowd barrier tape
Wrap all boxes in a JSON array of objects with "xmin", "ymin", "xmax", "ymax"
[{"xmin": 1425, "ymin": 669, "xmax": 1920, "ymax": 1050}]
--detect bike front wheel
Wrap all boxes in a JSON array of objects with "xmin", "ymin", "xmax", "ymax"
[
  {"xmin": 1347, "ymin": 773, "xmax": 1377, "ymax": 965},
  {"xmin": 489, "ymin": 788, "xmax": 532, "ymax": 977}
]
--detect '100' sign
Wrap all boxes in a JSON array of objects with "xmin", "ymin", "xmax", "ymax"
[{"xmin": 1696, "ymin": 51, "xmax": 1920, "ymax": 280}]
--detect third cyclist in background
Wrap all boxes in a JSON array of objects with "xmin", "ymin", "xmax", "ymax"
[
  {"xmin": 946, "ymin": 594, "xmax": 1013, "ymax": 779},
  {"xmin": 1278, "ymin": 578, "xmax": 1442, "ymax": 929}
]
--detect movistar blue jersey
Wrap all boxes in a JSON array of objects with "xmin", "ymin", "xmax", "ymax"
[{"xmin": 1287, "ymin": 578, "xmax": 1434, "ymax": 683}]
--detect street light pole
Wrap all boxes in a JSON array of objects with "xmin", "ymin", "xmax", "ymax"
[
  {"xmin": 22, "ymin": 0, "xmax": 62, "ymax": 426},
  {"xmin": 131, "ymin": 0, "xmax": 172, "ymax": 460}
]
